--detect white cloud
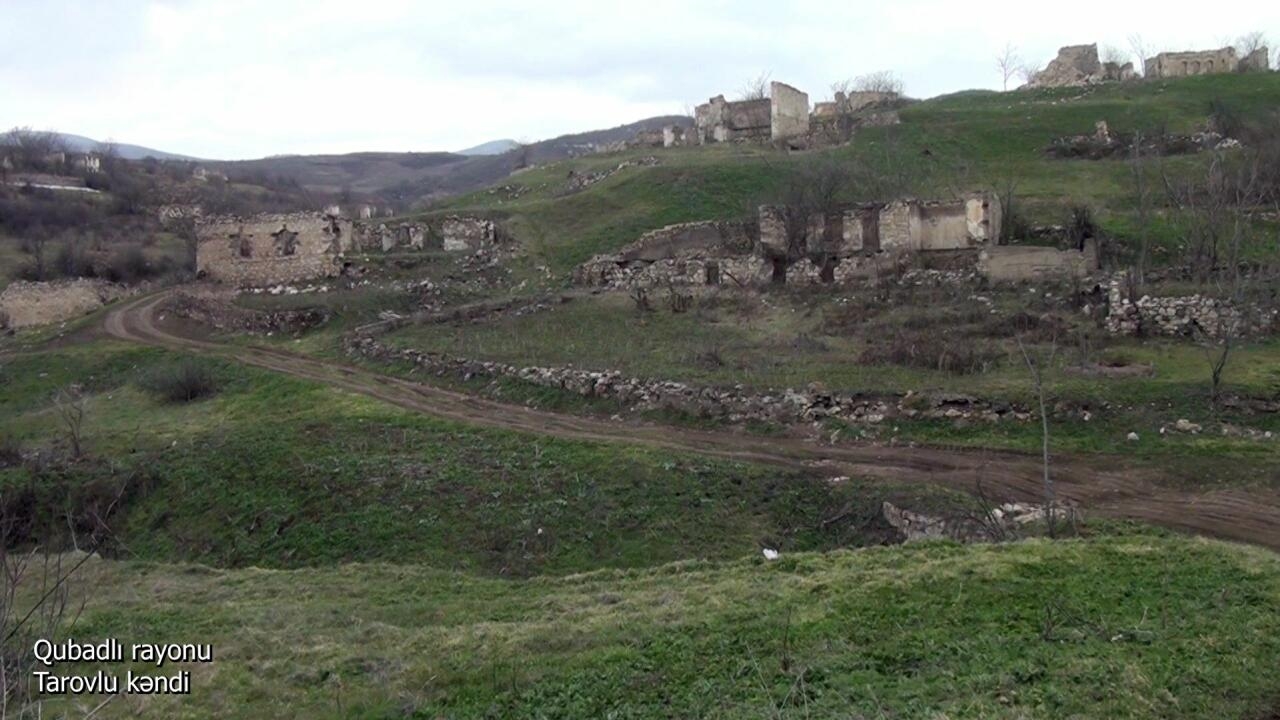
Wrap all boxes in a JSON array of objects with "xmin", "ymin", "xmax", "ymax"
[{"xmin": 1, "ymin": 0, "xmax": 1276, "ymax": 158}]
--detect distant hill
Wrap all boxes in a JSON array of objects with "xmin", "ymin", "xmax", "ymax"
[
  {"xmin": 456, "ymin": 139, "xmax": 519, "ymax": 156},
  {"xmin": 207, "ymin": 115, "xmax": 695, "ymax": 204},
  {"xmin": 52, "ymin": 133, "xmax": 201, "ymax": 162}
]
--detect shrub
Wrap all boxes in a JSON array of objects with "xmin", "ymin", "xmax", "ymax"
[
  {"xmin": 102, "ymin": 244, "xmax": 160, "ymax": 283},
  {"xmin": 138, "ymin": 359, "xmax": 220, "ymax": 403}
]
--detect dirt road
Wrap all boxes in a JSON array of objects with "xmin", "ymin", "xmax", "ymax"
[{"xmin": 104, "ymin": 292, "xmax": 1280, "ymax": 550}]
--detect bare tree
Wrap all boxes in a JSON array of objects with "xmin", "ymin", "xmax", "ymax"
[
  {"xmin": 1237, "ymin": 31, "xmax": 1269, "ymax": 56},
  {"xmin": 766, "ymin": 156, "xmax": 850, "ymax": 284},
  {"xmin": 54, "ymin": 385, "xmax": 87, "ymax": 458},
  {"xmin": 1100, "ymin": 44, "xmax": 1128, "ymax": 66},
  {"xmin": 738, "ymin": 72, "xmax": 772, "ymax": 101},
  {"xmin": 1129, "ymin": 131, "xmax": 1154, "ymax": 287},
  {"xmin": 1016, "ymin": 62, "xmax": 1039, "ymax": 86},
  {"xmin": 996, "ymin": 43, "xmax": 1022, "ymax": 91},
  {"xmin": 1, "ymin": 127, "xmax": 67, "ymax": 172},
  {"xmin": 1016, "ymin": 335, "xmax": 1058, "ymax": 537},
  {"xmin": 1128, "ymin": 34, "xmax": 1151, "ymax": 75},
  {"xmin": 853, "ymin": 71, "xmax": 903, "ymax": 95}
]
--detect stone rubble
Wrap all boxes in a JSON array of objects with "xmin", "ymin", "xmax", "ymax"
[
  {"xmin": 1105, "ymin": 274, "xmax": 1277, "ymax": 337},
  {"xmin": 344, "ymin": 335, "xmax": 1037, "ymax": 427}
]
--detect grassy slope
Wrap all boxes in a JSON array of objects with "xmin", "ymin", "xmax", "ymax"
[
  {"xmin": 421, "ymin": 73, "xmax": 1280, "ymax": 275},
  {"xmin": 0, "ymin": 341, "xmax": 961, "ymax": 573},
  {"xmin": 381, "ymin": 291, "xmax": 1280, "ymax": 482},
  {"xmin": 32, "ymin": 534, "xmax": 1280, "ymax": 719}
]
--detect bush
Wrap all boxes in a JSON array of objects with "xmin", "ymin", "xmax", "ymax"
[
  {"xmin": 102, "ymin": 244, "xmax": 160, "ymax": 283},
  {"xmin": 138, "ymin": 359, "xmax": 220, "ymax": 403}
]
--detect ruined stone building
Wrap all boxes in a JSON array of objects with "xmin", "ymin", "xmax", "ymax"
[
  {"xmin": 1143, "ymin": 46, "xmax": 1271, "ymax": 77},
  {"xmin": 1026, "ymin": 44, "xmax": 1136, "ymax": 88},
  {"xmin": 694, "ymin": 81, "xmax": 810, "ymax": 144},
  {"xmin": 196, "ymin": 212, "xmax": 352, "ymax": 286},
  {"xmin": 812, "ymin": 90, "xmax": 898, "ymax": 117},
  {"xmin": 576, "ymin": 192, "xmax": 1012, "ymax": 288},
  {"xmin": 349, "ymin": 215, "xmax": 505, "ymax": 253}
]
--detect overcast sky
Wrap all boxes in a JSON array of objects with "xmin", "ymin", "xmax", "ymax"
[{"xmin": 2, "ymin": 0, "xmax": 1276, "ymax": 160}]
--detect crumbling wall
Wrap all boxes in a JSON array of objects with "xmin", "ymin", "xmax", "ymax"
[
  {"xmin": 352, "ymin": 222, "xmax": 431, "ymax": 252},
  {"xmin": 157, "ymin": 204, "xmax": 202, "ymax": 229},
  {"xmin": 1105, "ymin": 275, "xmax": 1276, "ymax": 337},
  {"xmin": 978, "ymin": 240, "xmax": 1098, "ymax": 282},
  {"xmin": 1145, "ymin": 48, "xmax": 1238, "ymax": 77},
  {"xmin": 196, "ymin": 212, "xmax": 351, "ymax": 287},
  {"xmin": 770, "ymin": 81, "xmax": 810, "ymax": 140},
  {"xmin": 441, "ymin": 216, "xmax": 501, "ymax": 252},
  {"xmin": 0, "ymin": 279, "xmax": 132, "ymax": 329},
  {"xmin": 573, "ymin": 220, "xmax": 755, "ymax": 288},
  {"xmin": 813, "ymin": 91, "xmax": 898, "ymax": 116},
  {"xmin": 1028, "ymin": 44, "xmax": 1135, "ymax": 87},
  {"xmin": 694, "ymin": 94, "xmax": 777, "ymax": 144},
  {"xmin": 1241, "ymin": 47, "xmax": 1271, "ymax": 72}
]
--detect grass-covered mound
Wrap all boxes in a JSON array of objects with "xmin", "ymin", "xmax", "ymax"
[{"xmin": 39, "ymin": 533, "xmax": 1280, "ymax": 718}]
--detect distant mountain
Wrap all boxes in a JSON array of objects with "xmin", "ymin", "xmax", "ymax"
[
  {"xmin": 206, "ymin": 115, "xmax": 695, "ymax": 204},
  {"xmin": 52, "ymin": 133, "xmax": 201, "ymax": 162},
  {"xmin": 456, "ymin": 139, "xmax": 519, "ymax": 156}
]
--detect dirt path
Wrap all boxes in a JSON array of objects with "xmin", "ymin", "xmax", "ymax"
[{"xmin": 103, "ymin": 292, "xmax": 1280, "ymax": 550}]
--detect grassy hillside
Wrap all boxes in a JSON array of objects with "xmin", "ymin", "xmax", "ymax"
[
  {"xmin": 28, "ymin": 534, "xmax": 1280, "ymax": 719},
  {"xmin": 0, "ymin": 341, "xmax": 963, "ymax": 572},
  {"xmin": 419, "ymin": 73, "xmax": 1280, "ymax": 275}
]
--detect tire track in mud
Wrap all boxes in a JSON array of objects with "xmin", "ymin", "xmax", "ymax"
[{"xmin": 104, "ymin": 292, "xmax": 1280, "ymax": 550}]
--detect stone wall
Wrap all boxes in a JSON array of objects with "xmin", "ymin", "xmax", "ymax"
[
  {"xmin": 350, "ymin": 215, "xmax": 504, "ymax": 254},
  {"xmin": 1241, "ymin": 47, "xmax": 1271, "ymax": 72},
  {"xmin": 441, "ymin": 216, "xmax": 501, "ymax": 252},
  {"xmin": 978, "ymin": 240, "xmax": 1098, "ymax": 282},
  {"xmin": 1027, "ymin": 44, "xmax": 1136, "ymax": 87},
  {"xmin": 770, "ymin": 81, "xmax": 810, "ymax": 141},
  {"xmin": 694, "ymin": 95, "xmax": 771, "ymax": 143},
  {"xmin": 156, "ymin": 204, "xmax": 202, "ymax": 229},
  {"xmin": 346, "ymin": 334, "xmax": 1035, "ymax": 427},
  {"xmin": 0, "ymin": 279, "xmax": 132, "ymax": 329},
  {"xmin": 813, "ymin": 91, "xmax": 898, "ymax": 116},
  {"xmin": 1145, "ymin": 48, "xmax": 1238, "ymax": 77},
  {"xmin": 573, "ymin": 220, "xmax": 755, "ymax": 287},
  {"xmin": 1105, "ymin": 275, "xmax": 1277, "ymax": 337},
  {"xmin": 196, "ymin": 212, "xmax": 351, "ymax": 287}
]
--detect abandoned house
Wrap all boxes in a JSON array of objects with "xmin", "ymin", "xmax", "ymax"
[
  {"xmin": 350, "ymin": 215, "xmax": 506, "ymax": 253},
  {"xmin": 694, "ymin": 81, "xmax": 811, "ymax": 144},
  {"xmin": 196, "ymin": 211, "xmax": 353, "ymax": 286},
  {"xmin": 575, "ymin": 192, "xmax": 1039, "ymax": 288},
  {"xmin": 1026, "ymin": 44, "xmax": 1136, "ymax": 88},
  {"xmin": 1143, "ymin": 46, "xmax": 1270, "ymax": 77}
]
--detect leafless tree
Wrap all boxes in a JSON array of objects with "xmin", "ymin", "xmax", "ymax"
[
  {"xmin": 1016, "ymin": 334, "xmax": 1058, "ymax": 537},
  {"xmin": 1, "ymin": 127, "xmax": 68, "ymax": 172},
  {"xmin": 853, "ymin": 71, "xmax": 903, "ymax": 95},
  {"xmin": 1016, "ymin": 62, "xmax": 1039, "ymax": 86},
  {"xmin": 738, "ymin": 72, "xmax": 772, "ymax": 101},
  {"xmin": 54, "ymin": 385, "xmax": 87, "ymax": 459},
  {"xmin": 996, "ymin": 43, "xmax": 1022, "ymax": 91},
  {"xmin": 1237, "ymin": 31, "xmax": 1269, "ymax": 56},
  {"xmin": 1129, "ymin": 131, "xmax": 1154, "ymax": 287},
  {"xmin": 767, "ymin": 156, "xmax": 850, "ymax": 284},
  {"xmin": 1100, "ymin": 44, "xmax": 1128, "ymax": 66},
  {"xmin": 1128, "ymin": 34, "xmax": 1151, "ymax": 75}
]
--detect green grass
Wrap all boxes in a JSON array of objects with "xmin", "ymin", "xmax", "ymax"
[
  {"xmin": 25, "ymin": 533, "xmax": 1280, "ymax": 718},
  {"xmin": 0, "ymin": 341, "xmax": 964, "ymax": 572},
  {"xmin": 409, "ymin": 73, "xmax": 1280, "ymax": 276},
  {"xmin": 377, "ymin": 288, "xmax": 1280, "ymax": 482}
]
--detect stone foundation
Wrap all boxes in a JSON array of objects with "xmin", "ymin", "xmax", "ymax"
[{"xmin": 346, "ymin": 335, "xmax": 1037, "ymax": 427}]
